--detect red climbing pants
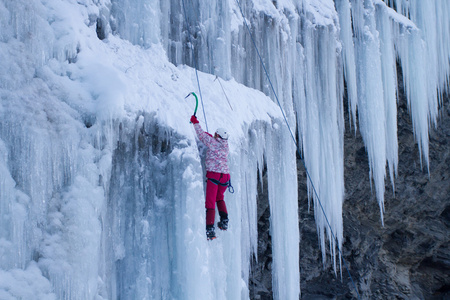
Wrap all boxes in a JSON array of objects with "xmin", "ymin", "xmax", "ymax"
[{"xmin": 205, "ymin": 171, "xmax": 230, "ymax": 226}]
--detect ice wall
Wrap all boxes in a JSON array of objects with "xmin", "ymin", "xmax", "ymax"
[{"xmin": 1, "ymin": 1, "xmax": 297, "ymax": 299}]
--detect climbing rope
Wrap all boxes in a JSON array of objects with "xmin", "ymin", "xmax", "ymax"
[
  {"xmin": 215, "ymin": 76, "xmax": 233, "ymax": 111},
  {"xmin": 181, "ymin": 0, "xmax": 209, "ymax": 132},
  {"xmin": 234, "ymin": 0, "xmax": 361, "ymax": 298}
]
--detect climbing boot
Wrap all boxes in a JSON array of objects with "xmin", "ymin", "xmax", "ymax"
[
  {"xmin": 217, "ymin": 218, "xmax": 228, "ymax": 231},
  {"xmin": 206, "ymin": 225, "xmax": 216, "ymax": 240},
  {"xmin": 218, "ymin": 211, "xmax": 228, "ymax": 230}
]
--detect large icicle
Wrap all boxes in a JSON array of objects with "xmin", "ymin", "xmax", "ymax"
[
  {"xmin": 335, "ymin": 0, "xmax": 359, "ymax": 130},
  {"xmin": 265, "ymin": 121, "xmax": 300, "ymax": 300},
  {"xmin": 297, "ymin": 5, "xmax": 345, "ymax": 268},
  {"xmin": 351, "ymin": 0, "xmax": 388, "ymax": 221},
  {"xmin": 375, "ymin": 1, "xmax": 399, "ymax": 189}
]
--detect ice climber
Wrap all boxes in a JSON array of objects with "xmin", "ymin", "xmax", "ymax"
[{"xmin": 190, "ymin": 115, "xmax": 230, "ymax": 240}]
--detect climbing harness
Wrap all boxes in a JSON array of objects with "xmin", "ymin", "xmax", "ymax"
[
  {"xmin": 207, "ymin": 177, "xmax": 235, "ymax": 194},
  {"xmin": 181, "ymin": 0, "xmax": 209, "ymax": 131},
  {"xmin": 234, "ymin": 0, "xmax": 361, "ymax": 298}
]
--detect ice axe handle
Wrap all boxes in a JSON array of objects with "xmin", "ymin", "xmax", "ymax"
[{"xmin": 185, "ymin": 92, "xmax": 199, "ymax": 117}]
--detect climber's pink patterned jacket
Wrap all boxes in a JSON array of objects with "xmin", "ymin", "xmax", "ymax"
[{"xmin": 194, "ymin": 123, "xmax": 230, "ymax": 174}]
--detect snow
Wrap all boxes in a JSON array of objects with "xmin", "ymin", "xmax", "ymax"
[
  {"xmin": 0, "ymin": 262, "xmax": 56, "ymax": 300},
  {"xmin": 0, "ymin": 0, "xmax": 449, "ymax": 299}
]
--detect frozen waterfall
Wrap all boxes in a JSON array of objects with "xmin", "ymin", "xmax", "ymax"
[{"xmin": 1, "ymin": 0, "xmax": 449, "ymax": 299}]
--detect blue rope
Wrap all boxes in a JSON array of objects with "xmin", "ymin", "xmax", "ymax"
[
  {"xmin": 181, "ymin": 0, "xmax": 209, "ymax": 132},
  {"xmin": 234, "ymin": 0, "xmax": 361, "ymax": 298}
]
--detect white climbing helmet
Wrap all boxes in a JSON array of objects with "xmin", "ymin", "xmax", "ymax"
[{"xmin": 215, "ymin": 128, "xmax": 229, "ymax": 140}]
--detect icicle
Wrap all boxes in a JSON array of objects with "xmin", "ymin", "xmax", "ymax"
[
  {"xmin": 351, "ymin": 0, "xmax": 387, "ymax": 223},
  {"xmin": 335, "ymin": 0, "xmax": 358, "ymax": 131},
  {"xmin": 265, "ymin": 121, "xmax": 300, "ymax": 300},
  {"xmin": 389, "ymin": 0, "xmax": 450, "ymax": 170},
  {"xmin": 375, "ymin": 1, "xmax": 399, "ymax": 190},
  {"xmin": 298, "ymin": 10, "xmax": 345, "ymax": 268}
]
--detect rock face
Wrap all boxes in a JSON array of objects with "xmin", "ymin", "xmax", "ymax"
[{"xmin": 250, "ymin": 86, "xmax": 450, "ymax": 299}]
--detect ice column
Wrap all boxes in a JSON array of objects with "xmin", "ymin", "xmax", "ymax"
[
  {"xmin": 351, "ymin": 0, "xmax": 387, "ymax": 220},
  {"xmin": 375, "ymin": 2, "xmax": 399, "ymax": 188},
  {"xmin": 197, "ymin": 0, "xmax": 232, "ymax": 79},
  {"xmin": 230, "ymin": 123, "xmax": 265, "ymax": 290},
  {"xmin": 335, "ymin": 0, "xmax": 358, "ymax": 130},
  {"xmin": 110, "ymin": 0, "xmax": 161, "ymax": 47},
  {"xmin": 0, "ymin": 138, "xmax": 29, "ymax": 270},
  {"xmin": 265, "ymin": 121, "xmax": 300, "ymax": 300},
  {"xmin": 104, "ymin": 115, "xmax": 208, "ymax": 300},
  {"xmin": 296, "ymin": 16, "xmax": 345, "ymax": 267}
]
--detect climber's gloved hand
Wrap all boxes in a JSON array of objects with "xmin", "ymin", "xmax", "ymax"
[{"xmin": 190, "ymin": 115, "xmax": 199, "ymax": 124}]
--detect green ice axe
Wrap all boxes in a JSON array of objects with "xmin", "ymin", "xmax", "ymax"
[{"xmin": 185, "ymin": 92, "xmax": 199, "ymax": 116}]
